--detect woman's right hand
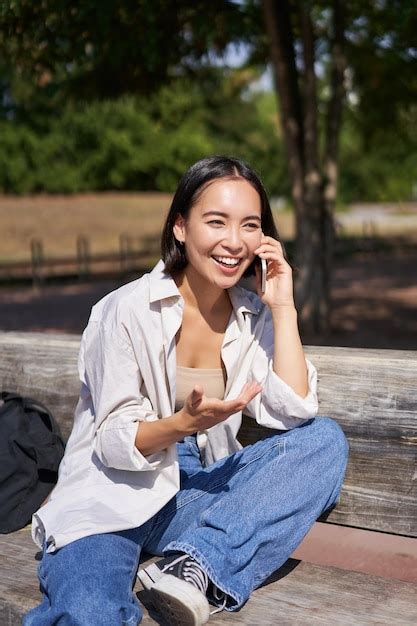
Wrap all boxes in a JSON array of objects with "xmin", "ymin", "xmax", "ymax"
[
  {"xmin": 136, "ymin": 381, "xmax": 262, "ymax": 457},
  {"xmin": 177, "ymin": 381, "xmax": 263, "ymax": 434}
]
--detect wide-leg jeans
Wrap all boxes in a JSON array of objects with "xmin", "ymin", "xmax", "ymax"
[{"xmin": 23, "ymin": 416, "xmax": 349, "ymax": 625}]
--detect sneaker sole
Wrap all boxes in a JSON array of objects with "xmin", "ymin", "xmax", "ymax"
[{"xmin": 148, "ymin": 575, "xmax": 210, "ymax": 626}]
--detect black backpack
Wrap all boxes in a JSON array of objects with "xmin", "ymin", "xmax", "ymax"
[{"xmin": 0, "ymin": 392, "xmax": 65, "ymax": 533}]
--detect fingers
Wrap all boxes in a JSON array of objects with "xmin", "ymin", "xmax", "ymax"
[
  {"xmin": 221, "ymin": 381, "xmax": 262, "ymax": 414},
  {"xmin": 186, "ymin": 381, "xmax": 262, "ymax": 421},
  {"xmin": 239, "ymin": 380, "xmax": 263, "ymax": 403},
  {"xmin": 189, "ymin": 385, "xmax": 204, "ymax": 409},
  {"xmin": 255, "ymin": 242, "xmax": 284, "ymax": 260},
  {"xmin": 255, "ymin": 239, "xmax": 291, "ymax": 275},
  {"xmin": 255, "ymin": 237, "xmax": 284, "ymax": 258},
  {"xmin": 260, "ymin": 234, "xmax": 283, "ymax": 247}
]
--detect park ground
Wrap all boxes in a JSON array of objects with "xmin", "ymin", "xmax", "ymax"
[
  {"xmin": 0, "ymin": 238, "xmax": 416, "ymax": 351},
  {"xmin": 1, "ymin": 194, "xmax": 416, "ymax": 582}
]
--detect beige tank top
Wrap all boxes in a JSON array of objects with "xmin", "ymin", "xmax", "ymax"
[{"xmin": 175, "ymin": 366, "xmax": 226, "ymax": 412}]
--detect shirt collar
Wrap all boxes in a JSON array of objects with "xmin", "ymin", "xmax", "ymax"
[
  {"xmin": 148, "ymin": 259, "xmax": 261, "ymax": 317},
  {"xmin": 228, "ymin": 285, "xmax": 261, "ymax": 317},
  {"xmin": 148, "ymin": 260, "xmax": 182, "ymax": 304}
]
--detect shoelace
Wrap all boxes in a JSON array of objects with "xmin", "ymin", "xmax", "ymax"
[
  {"xmin": 161, "ymin": 554, "xmax": 209, "ymax": 595},
  {"xmin": 210, "ymin": 584, "xmax": 227, "ymax": 615},
  {"xmin": 160, "ymin": 554, "xmax": 228, "ymax": 614}
]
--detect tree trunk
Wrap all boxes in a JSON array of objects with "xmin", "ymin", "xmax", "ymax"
[
  {"xmin": 322, "ymin": 0, "xmax": 347, "ymax": 325},
  {"xmin": 262, "ymin": 0, "xmax": 346, "ymax": 335},
  {"xmin": 297, "ymin": 4, "xmax": 329, "ymax": 333}
]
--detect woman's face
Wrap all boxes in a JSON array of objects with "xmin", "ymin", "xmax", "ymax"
[{"xmin": 173, "ymin": 178, "xmax": 263, "ymax": 291}]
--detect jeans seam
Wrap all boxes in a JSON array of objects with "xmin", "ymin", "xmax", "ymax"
[
  {"xmin": 152, "ymin": 437, "xmax": 285, "ymax": 530},
  {"xmin": 130, "ymin": 545, "xmax": 141, "ymax": 582},
  {"xmin": 122, "ymin": 545, "xmax": 142, "ymax": 625},
  {"xmin": 37, "ymin": 561, "xmax": 47, "ymax": 587}
]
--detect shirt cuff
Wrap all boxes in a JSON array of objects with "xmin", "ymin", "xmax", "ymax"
[
  {"xmin": 94, "ymin": 414, "xmax": 165, "ymax": 471},
  {"xmin": 253, "ymin": 358, "xmax": 318, "ymax": 429}
]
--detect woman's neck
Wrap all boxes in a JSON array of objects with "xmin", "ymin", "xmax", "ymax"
[{"xmin": 174, "ymin": 269, "xmax": 231, "ymax": 316}]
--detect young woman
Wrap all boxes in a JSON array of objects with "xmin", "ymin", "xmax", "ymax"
[{"xmin": 24, "ymin": 156, "xmax": 348, "ymax": 626}]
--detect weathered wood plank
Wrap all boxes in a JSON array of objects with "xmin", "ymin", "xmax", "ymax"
[
  {"xmin": 1, "ymin": 333, "xmax": 416, "ymax": 536},
  {"xmin": 0, "ymin": 332, "xmax": 80, "ymax": 439},
  {"xmin": 242, "ymin": 346, "xmax": 417, "ymax": 537},
  {"xmin": 1, "ymin": 527, "xmax": 416, "ymax": 626}
]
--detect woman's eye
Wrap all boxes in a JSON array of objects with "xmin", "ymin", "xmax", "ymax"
[
  {"xmin": 244, "ymin": 222, "xmax": 260, "ymax": 230},
  {"xmin": 208, "ymin": 220, "xmax": 224, "ymax": 226}
]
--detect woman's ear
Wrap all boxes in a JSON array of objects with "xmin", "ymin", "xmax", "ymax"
[{"xmin": 173, "ymin": 214, "xmax": 186, "ymax": 244}]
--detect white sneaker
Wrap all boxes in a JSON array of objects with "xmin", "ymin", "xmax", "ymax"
[{"xmin": 138, "ymin": 553, "xmax": 211, "ymax": 626}]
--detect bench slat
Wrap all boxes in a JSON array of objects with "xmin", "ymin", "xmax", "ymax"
[{"xmin": 1, "ymin": 332, "xmax": 416, "ymax": 537}]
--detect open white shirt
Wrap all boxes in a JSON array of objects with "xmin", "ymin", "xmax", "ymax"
[{"xmin": 32, "ymin": 260, "xmax": 318, "ymax": 552}]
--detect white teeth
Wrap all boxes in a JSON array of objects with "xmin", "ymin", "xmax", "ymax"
[{"xmin": 213, "ymin": 256, "xmax": 240, "ymax": 266}]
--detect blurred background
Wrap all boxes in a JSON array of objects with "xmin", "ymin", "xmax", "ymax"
[
  {"xmin": 0, "ymin": 0, "xmax": 416, "ymax": 348},
  {"xmin": 0, "ymin": 0, "xmax": 416, "ymax": 584}
]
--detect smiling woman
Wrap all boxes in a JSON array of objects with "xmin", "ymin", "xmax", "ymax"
[
  {"xmin": 24, "ymin": 156, "xmax": 348, "ymax": 626},
  {"xmin": 173, "ymin": 179, "xmax": 262, "ymax": 289},
  {"xmin": 161, "ymin": 156, "xmax": 279, "ymax": 279}
]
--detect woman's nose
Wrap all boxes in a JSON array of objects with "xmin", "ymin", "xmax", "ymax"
[{"xmin": 223, "ymin": 227, "xmax": 243, "ymax": 251}]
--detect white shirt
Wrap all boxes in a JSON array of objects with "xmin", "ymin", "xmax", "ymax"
[{"xmin": 32, "ymin": 260, "xmax": 318, "ymax": 552}]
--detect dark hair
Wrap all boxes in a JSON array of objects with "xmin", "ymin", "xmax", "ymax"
[{"xmin": 161, "ymin": 155, "xmax": 280, "ymax": 277}]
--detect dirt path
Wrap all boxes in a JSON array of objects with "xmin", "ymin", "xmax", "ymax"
[{"xmin": 306, "ymin": 249, "xmax": 417, "ymax": 350}]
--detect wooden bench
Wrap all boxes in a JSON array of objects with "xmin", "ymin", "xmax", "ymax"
[{"xmin": 1, "ymin": 331, "xmax": 416, "ymax": 624}]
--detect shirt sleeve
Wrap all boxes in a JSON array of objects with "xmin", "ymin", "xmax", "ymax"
[
  {"xmin": 243, "ymin": 312, "xmax": 319, "ymax": 430},
  {"xmin": 81, "ymin": 321, "xmax": 165, "ymax": 472}
]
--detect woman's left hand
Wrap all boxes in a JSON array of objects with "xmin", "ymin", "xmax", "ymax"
[{"xmin": 254, "ymin": 235, "xmax": 295, "ymax": 310}]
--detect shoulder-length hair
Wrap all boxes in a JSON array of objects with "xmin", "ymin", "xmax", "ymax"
[{"xmin": 161, "ymin": 155, "xmax": 280, "ymax": 277}]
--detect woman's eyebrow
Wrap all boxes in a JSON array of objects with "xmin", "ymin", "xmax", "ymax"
[{"xmin": 202, "ymin": 210, "xmax": 261, "ymax": 222}]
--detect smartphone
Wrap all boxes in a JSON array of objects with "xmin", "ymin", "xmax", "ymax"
[{"xmin": 260, "ymin": 258, "xmax": 267, "ymax": 293}]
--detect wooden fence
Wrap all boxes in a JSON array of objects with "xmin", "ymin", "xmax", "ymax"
[
  {"xmin": 0, "ymin": 234, "xmax": 160, "ymax": 286},
  {"xmin": 1, "ymin": 231, "xmax": 414, "ymax": 287}
]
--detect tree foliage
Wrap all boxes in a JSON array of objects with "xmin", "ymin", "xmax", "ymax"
[
  {"xmin": 0, "ymin": 73, "xmax": 288, "ymax": 196},
  {"xmin": 0, "ymin": 0, "xmax": 253, "ymax": 114},
  {"xmin": 346, "ymin": 0, "xmax": 417, "ymax": 136}
]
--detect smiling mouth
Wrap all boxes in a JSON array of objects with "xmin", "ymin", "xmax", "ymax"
[{"xmin": 212, "ymin": 255, "xmax": 242, "ymax": 268}]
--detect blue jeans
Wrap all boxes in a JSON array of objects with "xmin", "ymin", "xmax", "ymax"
[{"xmin": 24, "ymin": 416, "xmax": 348, "ymax": 625}]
